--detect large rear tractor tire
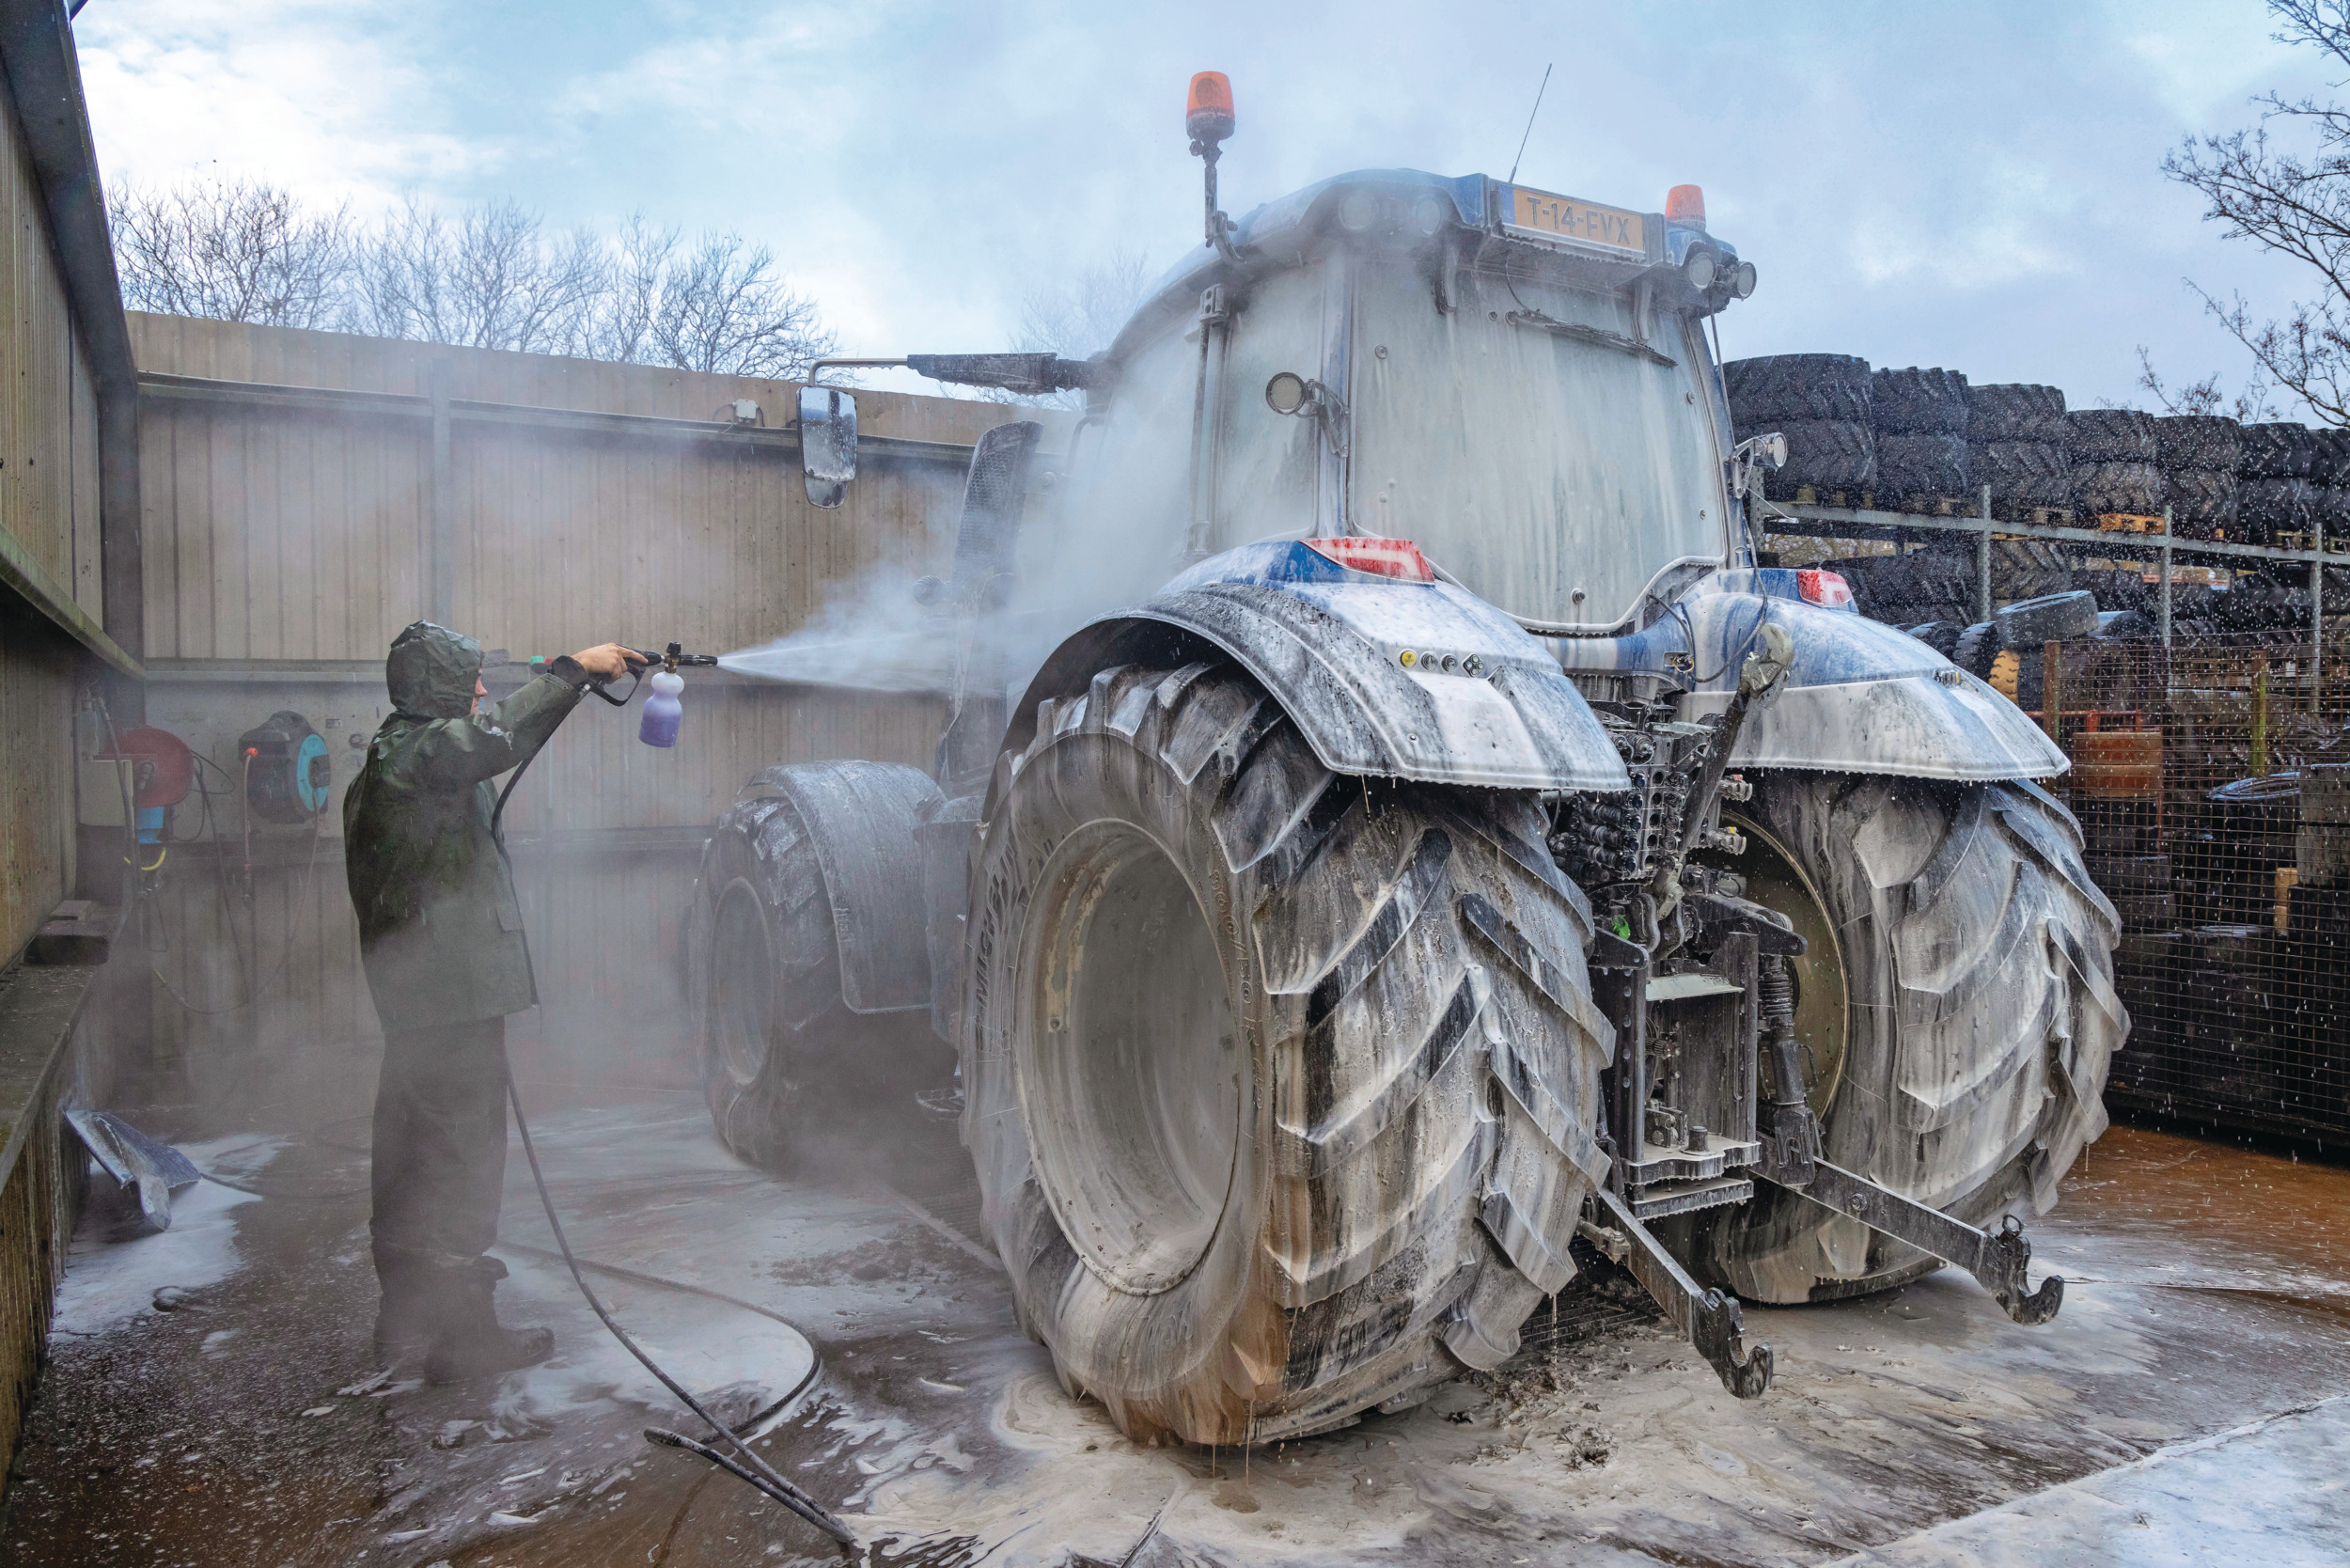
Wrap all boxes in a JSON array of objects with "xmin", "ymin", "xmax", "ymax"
[
  {"xmin": 688, "ymin": 766, "xmax": 941, "ymax": 1169},
  {"xmin": 1676, "ymin": 775, "xmax": 2126, "ymax": 1302},
  {"xmin": 960, "ymin": 663, "xmax": 1613, "ymax": 1446}
]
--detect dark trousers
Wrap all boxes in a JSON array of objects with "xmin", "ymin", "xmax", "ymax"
[{"xmin": 370, "ymin": 1014, "xmax": 509, "ymax": 1285}]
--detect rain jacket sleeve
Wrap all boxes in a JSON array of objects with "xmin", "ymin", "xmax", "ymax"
[{"xmin": 406, "ymin": 675, "xmax": 588, "ymax": 792}]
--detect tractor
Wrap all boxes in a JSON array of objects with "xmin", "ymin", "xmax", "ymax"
[{"xmin": 685, "ymin": 72, "xmax": 2123, "ymax": 1447}]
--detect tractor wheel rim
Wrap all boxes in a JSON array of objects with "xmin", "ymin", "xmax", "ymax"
[
  {"xmin": 713, "ymin": 880, "xmax": 773, "ymax": 1088},
  {"xmin": 1017, "ymin": 821, "xmax": 1243, "ymax": 1297}
]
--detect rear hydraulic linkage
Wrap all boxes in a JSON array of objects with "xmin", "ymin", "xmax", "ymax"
[
  {"xmin": 1570, "ymin": 616, "xmax": 2059, "ymax": 1405},
  {"xmin": 1748, "ymin": 952, "xmax": 2064, "ymax": 1326}
]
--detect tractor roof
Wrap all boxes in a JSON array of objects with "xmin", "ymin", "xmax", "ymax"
[{"xmin": 1113, "ymin": 166, "xmax": 1737, "ymax": 363}]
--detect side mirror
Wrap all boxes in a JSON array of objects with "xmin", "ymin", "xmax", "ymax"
[{"xmin": 800, "ymin": 386, "xmax": 858, "ymax": 509}]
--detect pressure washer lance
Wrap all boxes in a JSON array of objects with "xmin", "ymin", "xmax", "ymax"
[{"xmin": 491, "ymin": 643, "xmax": 708, "ymax": 839}]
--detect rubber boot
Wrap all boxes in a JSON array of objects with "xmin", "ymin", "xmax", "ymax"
[
  {"xmin": 423, "ymin": 1256, "xmax": 554, "ymax": 1383},
  {"xmin": 371, "ymin": 1248, "xmax": 437, "ymax": 1364}
]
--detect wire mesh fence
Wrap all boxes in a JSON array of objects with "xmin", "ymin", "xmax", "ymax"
[{"xmin": 2002, "ymin": 631, "xmax": 2350, "ymax": 1145}]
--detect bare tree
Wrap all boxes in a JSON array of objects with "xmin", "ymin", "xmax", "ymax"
[
  {"xmin": 2164, "ymin": 0, "xmax": 2350, "ymax": 425},
  {"xmin": 590, "ymin": 221, "xmax": 835, "ymax": 379},
  {"xmin": 108, "ymin": 179, "xmax": 839, "ymax": 380},
  {"xmin": 109, "ymin": 178, "xmax": 353, "ymax": 329},
  {"xmin": 347, "ymin": 198, "xmax": 608, "ymax": 355},
  {"xmin": 1018, "ymin": 249, "xmax": 1152, "ymax": 359},
  {"xmin": 2133, "ymin": 345, "xmax": 2280, "ymax": 422}
]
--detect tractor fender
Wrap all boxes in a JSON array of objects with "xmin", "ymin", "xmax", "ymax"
[
  {"xmin": 1552, "ymin": 579, "xmax": 2067, "ymax": 781},
  {"xmin": 738, "ymin": 760, "xmax": 940, "ymax": 1013},
  {"xmin": 1002, "ymin": 543, "xmax": 1633, "ymax": 796}
]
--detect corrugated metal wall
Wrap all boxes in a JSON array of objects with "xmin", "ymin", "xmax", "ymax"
[{"xmin": 125, "ymin": 315, "xmax": 1029, "ymax": 1090}]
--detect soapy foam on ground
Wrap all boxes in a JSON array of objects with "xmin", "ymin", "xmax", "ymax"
[{"xmin": 51, "ymin": 1137, "xmax": 277, "ymax": 1339}]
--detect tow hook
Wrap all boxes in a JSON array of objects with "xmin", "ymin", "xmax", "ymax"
[{"xmin": 1583, "ymin": 1188, "xmax": 1775, "ymax": 1399}]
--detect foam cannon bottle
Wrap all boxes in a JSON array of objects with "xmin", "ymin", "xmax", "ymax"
[
  {"xmin": 556, "ymin": 642, "xmax": 716, "ymax": 746},
  {"xmin": 640, "ymin": 669, "xmax": 686, "ymax": 747}
]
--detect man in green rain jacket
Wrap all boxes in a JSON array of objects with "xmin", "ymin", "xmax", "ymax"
[{"xmin": 346, "ymin": 621, "xmax": 640, "ymax": 1380}]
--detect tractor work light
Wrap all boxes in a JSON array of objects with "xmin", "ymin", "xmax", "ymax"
[
  {"xmin": 1305, "ymin": 536, "xmax": 1436, "ymax": 582},
  {"xmin": 1795, "ymin": 569, "xmax": 1853, "ymax": 608},
  {"xmin": 1684, "ymin": 248, "xmax": 1717, "ymax": 292},
  {"xmin": 1732, "ymin": 260, "xmax": 1758, "ymax": 299}
]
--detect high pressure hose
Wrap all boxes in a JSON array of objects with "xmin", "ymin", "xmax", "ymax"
[
  {"xmin": 489, "ymin": 682, "xmax": 859, "ymax": 1554},
  {"xmin": 505, "ymin": 1080, "xmax": 857, "ymax": 1551}
]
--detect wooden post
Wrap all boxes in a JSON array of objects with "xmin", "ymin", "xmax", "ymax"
[
  {"xmin": 429, "ymin": 357, "xmax": 453, "ymax": 626},
  {"xmin": 2043, "ymin": 639, "xmax": 2063, "ymax": 750}
]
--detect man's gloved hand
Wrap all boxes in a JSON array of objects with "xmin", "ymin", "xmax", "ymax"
[{"xmin": 570, "ymin": 644, "xmax": 648, "ymax": 683}]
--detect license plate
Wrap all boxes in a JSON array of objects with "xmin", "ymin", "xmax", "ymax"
[{"xmin": 1502, "ymin": 185, "xmax": 1646, "ymax": 256}]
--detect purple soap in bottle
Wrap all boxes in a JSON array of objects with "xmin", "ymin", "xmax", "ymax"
[{"xmin": 639, "ymin": 670, "xmax": 684, "ymax": 747}]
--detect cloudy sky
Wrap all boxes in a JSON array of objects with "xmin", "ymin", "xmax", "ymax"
[{"xmin": 68, "ymin": 0, "xmax": 2334, "ymax": 411}]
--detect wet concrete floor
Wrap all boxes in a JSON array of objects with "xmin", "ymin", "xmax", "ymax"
[{"xmin": 7, "ymin": 1081, "xmax": 2346, "ymax": 1567}]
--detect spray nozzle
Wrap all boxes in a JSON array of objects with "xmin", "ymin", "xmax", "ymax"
[{"xmin": 633, "ymin": 641, "xmax": 719, "ymax": 675}]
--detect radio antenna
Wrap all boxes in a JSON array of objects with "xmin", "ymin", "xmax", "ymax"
[{"xmin": 1507, "ymin": 63, "xmax": 1553, "ymax": 185}]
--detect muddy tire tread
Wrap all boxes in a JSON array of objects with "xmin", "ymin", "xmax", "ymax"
[
  {"xmin": 1680, "ymin": 775, "xmax": 2125, "ymax": 1303},
  {"xmin": 962, "ymin": 663, "xmax": 1612, "ymax": 1445}
]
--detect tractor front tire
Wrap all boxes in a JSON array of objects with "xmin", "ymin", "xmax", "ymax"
[
  {"xmin": 960, "ymin": 663, "xmax": 1613, "ymax": 1446},
  {"xmin": 690, "ymin": 771, "xmax": 939, "ymax": 1169}
]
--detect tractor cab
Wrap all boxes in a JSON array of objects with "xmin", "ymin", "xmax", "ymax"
[{"xmin": 1070, "ymin": 162, "xmax": 1756, "ymax": 635}]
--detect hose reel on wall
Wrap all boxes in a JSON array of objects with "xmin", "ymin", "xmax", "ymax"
[{"xmin": 239, "ymin": 711, "xmax": 331, "ymax": 823}]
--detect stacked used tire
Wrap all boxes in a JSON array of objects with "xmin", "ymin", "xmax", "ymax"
[
  {"xmin": 1818, "ymin": 549, "xmax": 1975, "ymax": 642},
  {"xmin": 2311, "ymin": 429, "xmax": 2350, "ymax": 544},
  {"xmin": 1872, "ymin": 367, "xmax": 1969, "ymax": 507},
  {"xmin": 2154, "ymin": 415, "xmax": 2240, "ymax": 541},
  {"xmin": 1966, "ymin": 384, "xmax": 2071, "ymax": 520},
  {"xmin": 2065, "ymin": 409, "xmax": 2164, "ymax": 522},
  {"xmin": 1988, "ymin": 538, "xmax": 2073, "ymax": 602},
  {"xmin": 2236, "ymin": 422, "xmax": 2317, "ymax": 547},
  {"xmin": 1722, "ymin": 354, "xmax": 1874, "ymax": 503}
]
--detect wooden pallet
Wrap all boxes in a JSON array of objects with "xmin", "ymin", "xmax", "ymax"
[
  {"xmin": 1791, "ymin": 485, "xmax": 1874, "ymax": 510},
  {"xmin": 2027, "ymin": 506, "xmax": 2078, "ymax": 526},
  {"xmin": 2095, "ymin": 512, "xmax": 2167, "ymax": 534},
  {"xmin": 1891, "ymin": 494, "xmax": 1975, "ymax": 517}
]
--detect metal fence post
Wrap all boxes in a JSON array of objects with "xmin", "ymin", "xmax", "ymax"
[
  {"xmin": 2043, "ymin": 639, "xmax": 2063, "ymax": 751},
  {"xmin": 1977, "ymin": 484, "xmax": 1993, "ymax": 622},
  {"xmin": 2314, "ymin": 518, "xmax": 2326, "ymax": 718},
  {"xmin": 2252, "ymin": 663, "xmax": 2271, "ymax": 777},
  {"xmin": 2159, "ymin": 507, "xmax": 2173, "ymax": 650}
]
